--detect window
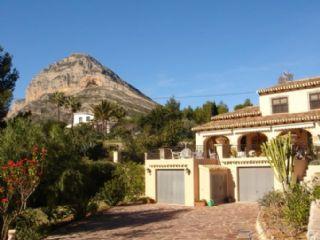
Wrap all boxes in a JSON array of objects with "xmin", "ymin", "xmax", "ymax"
[
  {"xmin": 86, "ymin": 116, "xmax": 90, "ymax": 122},
  {"xmin": 310, "ymin": 93, "xmax": 320, "ymax": 109},
  {"xmin": 272, "ymin": 97, "xmax": 288, "ymax": 113},
  {"xmin": 79, "ymin": 117, "xmax": 83, "ymax": 123}
]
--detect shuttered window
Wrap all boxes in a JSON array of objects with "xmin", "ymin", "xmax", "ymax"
[
  {"xmin": 272, "ymin": 97, "xmax": 288, "ymax": 113},
  {"xmin": 310, "ymin": 93, "xmax": 320, "ymax": 109}
]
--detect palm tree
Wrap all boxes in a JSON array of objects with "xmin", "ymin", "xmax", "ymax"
[
  {"xmin": 91, "ymin": 100, "xmax": 115, "ymax": 132},
  {"xmin": 49, "ymin": 92, "xmax": 66, "ymax": 121},
  {"xmin": 91, "ymin": 100, "xmax": 126, "ymax": 133},
  {"xmin": 65, "ymin": 96, "xmax": 82, "ymax": 128}
]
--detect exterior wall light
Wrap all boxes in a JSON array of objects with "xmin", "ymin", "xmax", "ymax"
[
  {"xmin": 146, "ymin": 168, "xmax": 152, "ymax": 175},
  {"xmin": 185, "ymin": 168, "xmax": 191, "ymax": 175}
]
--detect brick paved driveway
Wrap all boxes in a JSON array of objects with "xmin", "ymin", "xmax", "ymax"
[{"xmin": 47, "ymin": 203, "xmax": 259, "ymax": 240}]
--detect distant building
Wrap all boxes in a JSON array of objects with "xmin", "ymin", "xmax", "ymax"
[
  {"xmin": 73, "ymin": 112, "xmax": 94, "ymax": 125},
  {"xmin": 69, "ymin": 112, "xmax": 114, "ymax": 133}
]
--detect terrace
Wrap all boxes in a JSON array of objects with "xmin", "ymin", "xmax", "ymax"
[{"xmin": 145, "ymin": 128, "xmax": 320, "ymax": 181}]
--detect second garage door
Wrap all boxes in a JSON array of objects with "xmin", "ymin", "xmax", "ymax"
[
  {"xmin": 238, "ymin": 167, "xmax": 274, "ymax": 202},
  {"xmin": 156, "ymin": 170, "xmax": 185, "ymax": 205}
]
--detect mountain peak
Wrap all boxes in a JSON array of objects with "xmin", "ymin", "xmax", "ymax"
[{"xmin": 8, "ymin": 54, "xmax": 157, "ymax": 119}]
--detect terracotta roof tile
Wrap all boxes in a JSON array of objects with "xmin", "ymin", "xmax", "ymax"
[
  {"xmin": 258, "ymin": 76, "xmax": 320, "ymax": 95},
  {"xmin": 192, "ymin": 110, "xmax": 320, "ymax": 131},
  {"xmin": 211, "ymin": 106, "xmax": 260, "ymax": 120}
]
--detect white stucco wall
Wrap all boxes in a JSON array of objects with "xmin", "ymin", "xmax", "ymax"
[
  {"xmin": 199, "ymin": 165, "xmax": 211, "ymax": 201},
  {"xmin": 259, "ymin": 87, "xmax": 320, "ymax": 116},
  {"xmin": 145, "ymin": 159, "xmax": 196, "ymax": 206},
  {"xmin": 73, "ymin": 113, "xmax": 94, "ymax": 125},
  {"xmin": 196, "ymin": 122, "xmax": 320, "ymax": 147}
]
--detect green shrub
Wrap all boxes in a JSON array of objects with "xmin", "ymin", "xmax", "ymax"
[
  {"xmin": 283, "ymin": 185, "xmax": 311, "ymax": 229},
  {"xmin": 114, "ymin": 162, "xmax": 145, "ymax": 201},
  {"xmin": 70, "ymin": 124, "xmax": 104, "ymax": 158},
  {"xmin": 85, "ymin": 160, "xmax": 115, "ymax": 191},
  {"xmin": 0, "ymin": 118, "xmax": 45, "ymax": 165},
  {"xmin": 97, "ymin": 178, "xmax": 126, "ymax": 206},
  {"xmin": 43, "ymin": 206, "xmax": 73, "ymax": 223},
  {"xmin": 86, "ymin": 201, "xmax": 99, "ymax": 215},
  {"xmin": 96, "ymin": 162, "xmax": 145, "ymax": 206},
  {"xmin": 313, "ymin": 186, "xmax": 320, "ymax": 200},
  {"xmin": 57, "ymin": 169, "xmax": 92, "ymax": 219},
  {"xmin": 15, "ymin": 209, "xmax": 49, "ymax": 240},
  {"xmin": 259, "ymin": 190, "xmax": 286, "ymax": 207}
]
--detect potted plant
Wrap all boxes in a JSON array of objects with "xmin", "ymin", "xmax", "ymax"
[
  {"xmin": 207, "ymin": 199, "xmax": 215, "ymax": 207},
  {"xmin": 194, "ymin": 199, "xmax": 207, "ymax": 207}
]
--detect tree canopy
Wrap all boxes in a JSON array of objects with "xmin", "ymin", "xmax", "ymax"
[
  {"xmin": 234, "ymin": 98, "xmax": 253, "ymax": 111},
  {"xmin": 0, "ymin": 46, "xmax": 19, "ymax": 124}
]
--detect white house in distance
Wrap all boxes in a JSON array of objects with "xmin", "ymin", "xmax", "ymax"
[
  {"xmin": 144, "ymin": 75, "xmax": 320, "ymax": 206},
  {"xmin": 73, "ymin": 112, "xmax": 94, "ymax": 126},
  {"xmin": 66, "ymin": 112, "xmax": 94, "ymax": 128},
  {"xmin": 69, "ymin": 112, "xmax": 113, "ymax": 133}
]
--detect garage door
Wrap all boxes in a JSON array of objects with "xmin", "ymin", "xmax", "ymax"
[
  {"xmin": 238, "ymin": 167, "xmax": 274, "ymax": 202},
  {"xmin": 157, "ymin": 170, "xmax": 185, "ymax": 204}
]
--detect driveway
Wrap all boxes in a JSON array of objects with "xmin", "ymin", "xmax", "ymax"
[{"xmin": 47, "ymin": 203, "xmax": 259, "ymax": 240}]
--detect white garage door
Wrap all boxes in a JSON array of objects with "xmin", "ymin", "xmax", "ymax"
[
  {"xmin": 238, "ymin": 167, "xmax": 274, "ymax": 202},
  {"xmin": 156, "ymin": 170, "xmax": 185, "ymax": 205}
]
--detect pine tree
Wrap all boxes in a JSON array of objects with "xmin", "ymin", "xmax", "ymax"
[{"xmin": 0, "ymin": 46, "xmax": 19, "ymax": 124}]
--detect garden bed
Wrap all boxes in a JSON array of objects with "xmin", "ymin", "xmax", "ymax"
[{"xmin": 258, "ymin": 206, "xmax": 307, "ymax": 239}]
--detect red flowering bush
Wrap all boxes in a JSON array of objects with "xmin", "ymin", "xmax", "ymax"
[{"xmin": 0, "ymin": 146, "xmax": 46, "ymax": 240}]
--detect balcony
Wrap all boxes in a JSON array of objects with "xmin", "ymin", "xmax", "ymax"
[{"xmin": 144, "ymin": 147, "xmax": 219, "ymax": 164}]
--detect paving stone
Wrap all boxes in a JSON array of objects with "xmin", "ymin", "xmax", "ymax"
[{"xmin": 46, "ymin": 203, "xmax": 259, "ymax": 240}]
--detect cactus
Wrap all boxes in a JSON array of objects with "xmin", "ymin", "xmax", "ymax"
[{"xmin": 261, "ymin": 133, "xmax": 296, "ymax": 192}]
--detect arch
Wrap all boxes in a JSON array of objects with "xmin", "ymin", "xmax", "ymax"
[
  {"xmin": 278, "ymin": 128, "xmax": 312, "ymax": 152},
  {"xmin": 278, "ymin": 128, "xmax": 313, "ymax": 181},
  {"xmin": 204, "ymin": 135, "xmax": 230, "ymax": 159},
  {"xmin": 237, "ymin": 132, "xmax": 268, "ymax": 157}
]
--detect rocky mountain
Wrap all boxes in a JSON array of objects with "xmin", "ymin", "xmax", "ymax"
[{"xmin": 9, "ymin": 53, "xmax": 158, "ymax": 122}]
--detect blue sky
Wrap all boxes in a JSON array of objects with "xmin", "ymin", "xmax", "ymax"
[{"xmin": 1, "ymin": 1, "xmax": 320, "ymax": 109}]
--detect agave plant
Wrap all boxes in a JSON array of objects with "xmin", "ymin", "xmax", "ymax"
[{"xmin": 261, "ymin": 133, "xmax": 296, "ymax": 192}]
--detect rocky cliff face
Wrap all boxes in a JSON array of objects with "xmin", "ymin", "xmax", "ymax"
[{"xmin": 9, "ymin": 53, "xmax": 158, "ymax": 121}]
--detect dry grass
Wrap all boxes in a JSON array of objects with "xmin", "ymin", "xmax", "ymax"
[{"xmin": 260, "ymin": 206, "xmax": 307, "ymax": 239}]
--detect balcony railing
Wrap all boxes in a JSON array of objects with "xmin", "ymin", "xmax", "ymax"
[
  {"xmin": 145, "ymin": 147, "xmax": 208, "ymax": 160},
  {"xmin": 145, "ymin": 143, "xmax": 320, "ymax": 161}
]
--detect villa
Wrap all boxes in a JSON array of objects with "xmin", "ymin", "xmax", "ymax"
[
  {"xmin": 145, "ymin": 75, "xmax": 320, "ymax": 206},
  {"xmin": 73, "ymin": 112, "xmax": 94, "ymax": 126},
  {"xmin": 68, "ymin": 112, "xmax": 114, "ymax": 133}
]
